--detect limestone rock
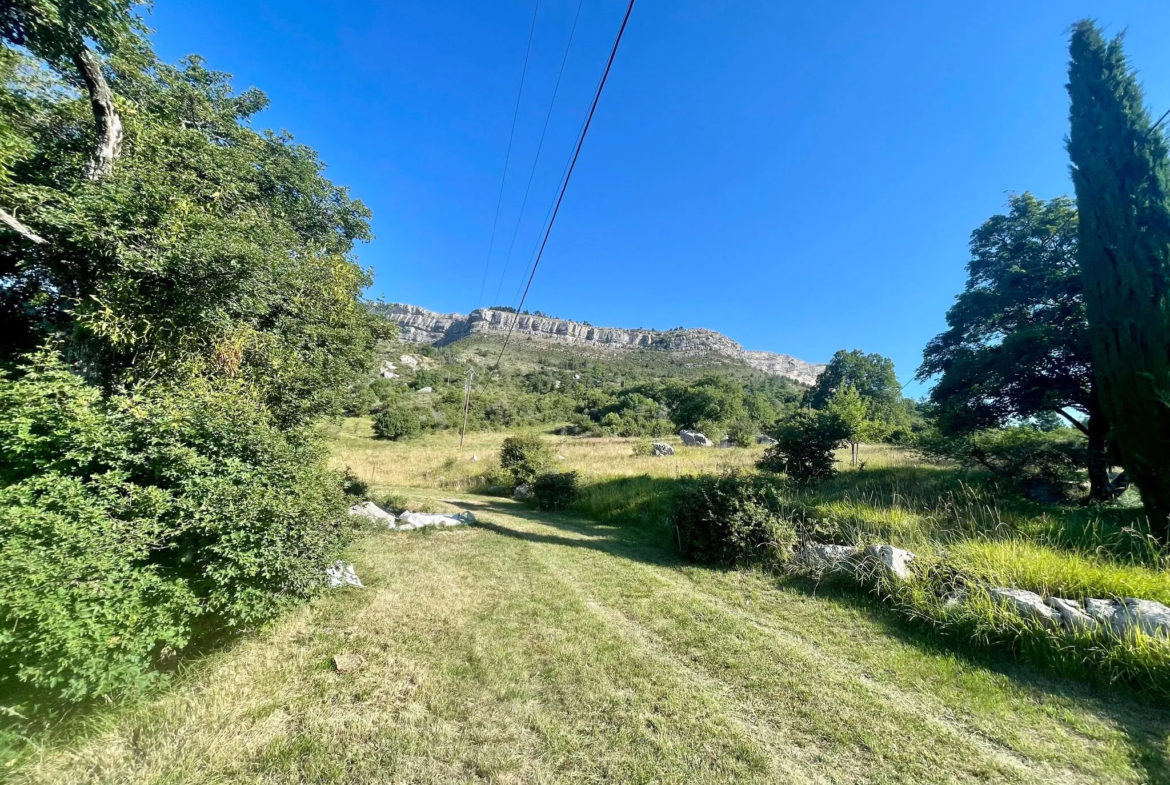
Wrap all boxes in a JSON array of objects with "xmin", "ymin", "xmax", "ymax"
[
  {"xmin": 398, "ymin": 510, "xmax": 471, "ymax": 529},
  {"xmin": 399, "ymin": 354, "xmax": 419, "ymax": 368},
  {"xmin": 332, "ymin": 653, "xmax": 364, "ymax": 674},
  {"xmin": 514, "ymin": 484, "xmax": 534, "ymax": 500},
  {"xmin": 798, "ymin": 544, "xmax": 859, "ymax": 574},
  {"xmin": 757, "ymin": 434, "xmax": 778, "ymax": 446},
  {"xmin": 1085, "ymin": 598, "xmax": 1122, "ymax": 630},
  {"xmin": 471, "ymin": 455, "xmax": 479, "ymax": 462},
  {"xmin": 327, "ymin": 561, "xmax": 364, "ymax": 589},
  {"xmin": 1116, "ymin": 599, "xmax": 1170, "ymax": 638},
  {"xmin": 863, "ymin": 545, "xmax": 916, "ymax": 582},
  {"xmin": 1044, "ymin": 597, "xmax": 1097, "ymax": 632},
  {"xmin": 371, "ymin": 303, "xmax": 825, "ymax": 385},
  {"xmin": 348, "ymin": 501, "xmax": 397, "ymax": 529},
  {"xmin": 679, "ymin": 430, "xmax": 714, "ymax": 447},
  {"xmin": 651, "ymin": 442, "xmax": 674, "ymax": 457},
  {"xmin": 416, "ymin": 387, "xmax": 432, "ymax": 393},
  {"xmin": 989, "ymin": 588, "xmax": 1060, "ymax": 629}
]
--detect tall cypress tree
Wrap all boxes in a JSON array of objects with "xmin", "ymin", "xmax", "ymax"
[{"xmin": 1067, "ymin": 20, "xmax": 1170, "ymax": 540}]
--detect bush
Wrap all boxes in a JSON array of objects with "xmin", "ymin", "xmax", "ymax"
[
  {"xmin": 373, "ymin": 402, "xmax": 421, "ymax": 440},
  {"xmin": 631, "ymin": 439, "xmax": 655, "ymax": 457},
  {"xmin": 758, "ymin": 411, "xmax": 850, "ymax": 483},
  {"xmin": 725, "ymin": 418, "xmax": 757, "ymax": 448},
  {"xmin": 916, "ymin": 426, "xmax": 1087, "ymax": 501},
  {"xmin": 0, "ymin": 355, "xmax": 354, "ymax": 699},
  {"xmin": 670, "ymin": 474, "xmax": 798, "ymax": 566},
  {"xmin": 499, "ymin": 434, "xmax": 552, "ymax": 485},
  {"xmin": 533, "ymin": 471, "xmax": 578, "ymax": 511}
]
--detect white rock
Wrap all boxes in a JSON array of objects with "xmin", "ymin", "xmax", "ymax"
[
  {"xmin": 416, "ymin": 386, "xmax": 432, "ymax": 393},
  {"xmin": 679, "ymin": 430, "xmax": 714, "ymax": 447},
  {"xmin": 471, "ymin": 455, "xmax": 479, "ymax": 462},
  {"xmin": 863, "ymin": 544, "xmax": 916, "ymax": 582},
  {"xmin": 399, "ymin": 354, "xmax": 419, "ymax": 368},
  {"xmin": 398, "ymin": 510, "xmax": 469, "ymax": 528},
  {"xmin": 1044, "ymin": 597, "xmax": 1097, "ymax": 632},
  {"xmin": 651, "ymin": 442, "xmax": 674, "ymax": 457},
  {"xmin": 1085, "ymin": 598, "xmax": 1122, "ymax": 631},
  {"xmin": 380, "ymin": 371, "xmax": 400, "ymax": 379},
  {"xmin": 798, "ymin": 544, "xmax": 859, "ymax": 574},
  {"xmin": 348, "ymin": 501, "xmax": 397, "ymax": 529},
  {"xmin": 757, "ymin": 434, "xmax": 778, "ymax": 446},
  {"xmin": 514, "ymin": 484, "xmax": 534, "ymax": 500},
  {"xmin": 1116, "ymin": 599, "xmax": 1170, "ymax": 638},
  {"xmin": 327, "ymin": 561, "xmax": 364, "ymax": 589},
  {"xmin": 989, "ymin": 588, "xmax": 1061, "ymax": 629}
]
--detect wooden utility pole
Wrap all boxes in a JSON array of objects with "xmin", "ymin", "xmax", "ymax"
[{"xmin": 459, "ymin": 368, "xmax": 474, "ymax": 450}]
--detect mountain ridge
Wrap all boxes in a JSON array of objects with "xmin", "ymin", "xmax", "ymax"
[{"xmin": 372, "ymin": 302, "xmax": 825, "ymax": 385}]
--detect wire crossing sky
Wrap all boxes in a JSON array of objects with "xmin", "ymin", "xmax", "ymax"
[{"xmin": 148, "ymin": 0, "xmax": 1170, "ymax": 396}]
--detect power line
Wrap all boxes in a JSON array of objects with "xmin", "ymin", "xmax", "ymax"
[
  {"xmin": 475, "ymin": 0, "xmax": 542, "ymax": 308},
  {"xmin": 493, "ymin": 0, "xmax": 637, "ymax": 369},
  {"xmin": 491, "ymin": 0, "xmax": 586, "ymax": 307}
]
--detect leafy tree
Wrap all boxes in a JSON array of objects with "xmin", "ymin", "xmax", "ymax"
[
  {"xmin": 373, "ymin": 403, "xmax": 420, "ymax": 440},
  {"xmin": 917, "ymin": 193, "xmax": 1112, "ymax": 499},
  {"xmin": 499, "ymin": 434, "xmax": 552, "ymax": 486},
  {"xmin": 1067, "ymin": 21, "xmax": 1170, "ymax": 538},
  {"xmin": 824, "ymin": 385, "xmax": 891, "ymax": 467},
  {"xmin": 669, "ymin": 375, "xmax": 746, "ymax": 435},
  {"xmin": 808, "ymin": 350, "xmax": 902, "ymax": 412},
  {"xmin": 758, "ymin": 410, "xmax": 850, "ymax": 483}
]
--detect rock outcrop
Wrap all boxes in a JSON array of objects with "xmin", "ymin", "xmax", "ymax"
[{"xmin": 374, "ymin": 303, "xmax": 825, "ymax": 385}]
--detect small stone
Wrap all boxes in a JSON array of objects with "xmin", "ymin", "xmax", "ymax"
[
  {"xmin": 332, "ymin": 653, "xmax": 364, "ymax": 674},
  {"xmin": 989, "ymin": 588, "xmax": 1060, "ymax": 630},
  {"xmin": 470, "ymin": 455, "xmax": 479, "ymax": 462},
  {"xmin": 326, "ymin": 561, "xmax": 364, "ymax": 589},
  {"xmin": 651, "ymin": 442, "xmax": 674, "ymax": 457},
  {"xmin": 557, "ymin": 455, "xmax": 566, "ymax": 460}
]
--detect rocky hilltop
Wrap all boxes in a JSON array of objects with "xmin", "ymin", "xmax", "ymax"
[{"xmin": 374, "ymin": 303, "xmax": 825, "ymax": 385}]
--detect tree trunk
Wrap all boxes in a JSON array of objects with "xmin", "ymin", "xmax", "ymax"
[
  {"xmin": 0, "ymin": 207, "xmax": 44, "ymax": 244},
  {"xmin": 71, "ymin": 47, "xmax": 123, "ymax": 180},
  {"xmin": 1085, "ymin": 383, "xmax": 1110, "ymax": 503}
]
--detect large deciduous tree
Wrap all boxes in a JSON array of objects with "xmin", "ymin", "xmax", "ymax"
[
  {"xmin": 918, "ymin": 193, "xmax": 1112, "ymax": 500},
  {"xmin": 1067, "ymin": 21, "xmax": 1170, "ymax": 538}
]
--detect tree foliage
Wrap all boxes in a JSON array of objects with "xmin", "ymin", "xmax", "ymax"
[{"xmin": 1067, "ymin": 21, "xmax": 1170, "ymax": 537}]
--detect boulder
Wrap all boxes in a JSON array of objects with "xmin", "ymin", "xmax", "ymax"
[
  {"xmin": 514, "ymin": 484, "xmax": 534, "ymax": 500},
  {"xmin": 989, "ymin": 588, "xmax": 1060, "ymax": 629},
  {"xmin": 327, "ymin": 561, "xmax": 364, "ymax": 589},
  {"xmin": 862, "ymin": 544, "xmax": 916, "ymax": 582},
  {"xmin": 399, "ymin": 354, "xmax": 419, "ymax": 368},
  {"xmin": 798, "ymin": 544, "xmax": 859, "ymax": 574},
  {"xmin": 679, "ymin": 430, "xmax": 714, "ymax": 447},
  {"xmin": 348, "ymin": 501, "xmax": 397, "ymax": 529},
  {"xmin": 1044, "ymin": 597, "xmax": 1097, "ymax": 633},
  {"xmin": 651, "ymin": 442, "xmax": 675, "ymax": 457},
  {"xmin": 757, "ymin": 434, "xmax": 778, "ymax": 446},
  {"xmin": 332, "ymin": 653, "xmax": 365, "ymax": 674},
  {"xmin": 416, "ymin": 386, "xmax": 433, "ymax": 393},
  {"xmin": 1085, "ymin": 598, "xmax": 1123, "ymax": 632},
  {"xmin": 1116, "ymin": 599, "xmax": 1170, "ymax": 638},
  {"xmin": 398, "ymin": 510, "xmax": 471, "ymax": 528}
]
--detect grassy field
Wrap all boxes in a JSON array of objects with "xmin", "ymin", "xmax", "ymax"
[
  {"xmin": 12, "ymin": 493, "xmax": 1170, "ymax": 784},
  {"xmin": 8, "ymin": 425, "xmax": 1170, "ymax": 783}
]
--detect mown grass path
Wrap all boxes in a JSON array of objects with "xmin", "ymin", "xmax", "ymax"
[{"xmin": 16, "ymin": 496, "xmax": 1170, "ymax": 784}]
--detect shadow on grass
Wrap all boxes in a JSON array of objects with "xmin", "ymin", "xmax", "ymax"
[{"xmin": 458, "ymin": 478, "xmax": 1170, "ymax": 782}]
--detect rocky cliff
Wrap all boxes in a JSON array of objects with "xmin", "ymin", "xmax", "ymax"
[{"xmin": 375, "ymin": 303, "xmax": 825, "ymax": 385}]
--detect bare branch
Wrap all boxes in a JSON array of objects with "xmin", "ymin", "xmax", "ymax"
[
  {"xmin": 1055, "ymin": 408, "xmax": 1091, "ymax": 436},
  {"xmin": 0, "ymin": 207, "xmax": 45, "ymax": 244},
  {"xmin": 71, "ymin": 46, "xmax": 123, "ymax": 180}
]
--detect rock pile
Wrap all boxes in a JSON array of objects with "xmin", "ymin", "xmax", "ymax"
[
  {"xmin": 794, "ymin": 541, "xmax": 1170, "ymax": 640},
  {"xmin": 348, "ymin": 501, "xmax": 475, "ymax": 532},
  {"xmin": 679, "ymin": 430, "xmax": 714, "ymax": 447}
]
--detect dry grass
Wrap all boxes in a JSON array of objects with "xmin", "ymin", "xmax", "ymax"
[
  {"xmin": 13, "ymin": 494, "xmax": 1170, "ymax": 784},
  {"xmin": 11, "ymin": 426, "xmax": 1170, "ymax": 783}
]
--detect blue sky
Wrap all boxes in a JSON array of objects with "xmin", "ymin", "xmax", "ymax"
[{"xmin": 148, "ymin": 1, "xmax": 1170, "ymax": 395}]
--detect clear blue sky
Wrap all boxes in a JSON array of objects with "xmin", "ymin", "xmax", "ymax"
[{"xmin": 148, "ymin": 1, "xmax": 1170, "ymax": 395}]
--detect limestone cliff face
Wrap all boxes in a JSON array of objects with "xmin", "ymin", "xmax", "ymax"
[{"xmin": 375, "ymin": 303, "xmax": 824, "ymax": 385}]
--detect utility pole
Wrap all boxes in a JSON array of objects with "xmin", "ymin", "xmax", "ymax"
[{"xmin": 459, "ymin": 368, "xmax": 474, "ymax": 450}]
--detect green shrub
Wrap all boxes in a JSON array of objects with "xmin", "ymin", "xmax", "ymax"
[
  {"xmin": 916, "ymin": 426, "xmax": 1087, "ymax": 501},
  {"xmin": 670, "ymin": 475, "xmax": 798, "ymax": 566},
  {"xmin": 631, "ymin": 439, "xmax": 655, "ymax": 457},
  {"xmin": 758, "ymin": 411, "xmax": 849, "ymax": 483},
  {"xmin": 499, "ymin": 434, "xmax": 552, "ymax": 485},
  {"xmin": 725, "ymin": 418, "xmax": 757, "ymax": 448},
  {"xmin": 533, "ymin": 471, "xmax": 579, "ymax": 511},
  {"xmin": 0, "ymin": 356, "xmax": 354, "ymax": 699},
  {"xmin": 372, "ymin": 402, "xmax": 420, "ymax": 440}
]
